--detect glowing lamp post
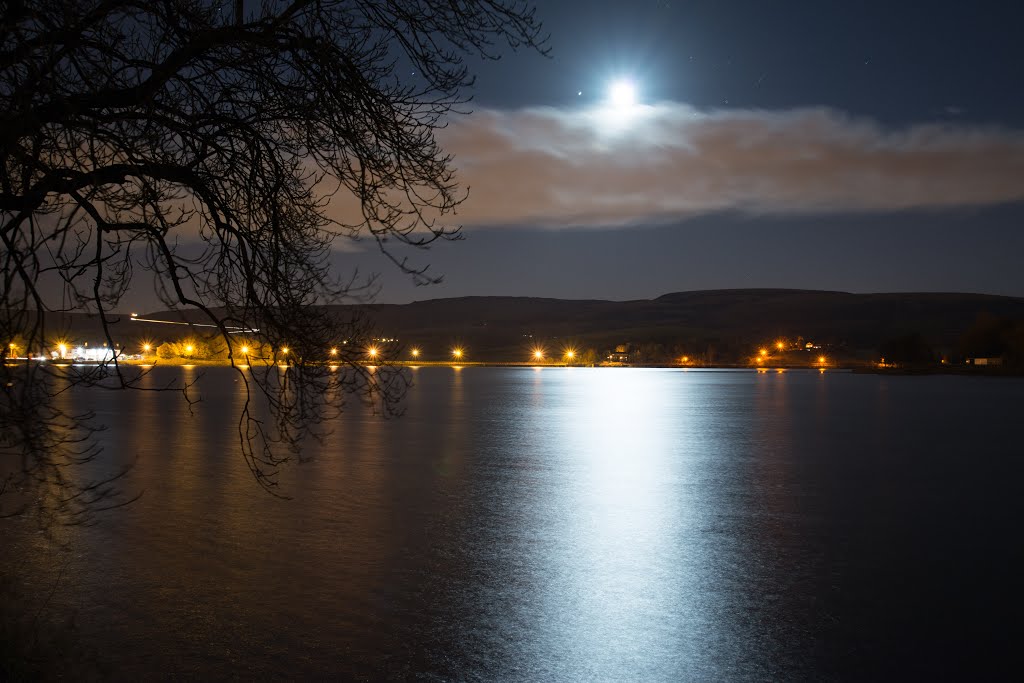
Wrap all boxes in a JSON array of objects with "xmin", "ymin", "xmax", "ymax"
[
  {"xmin": 410, "ymin": 348, "xmax": 420, "ymax": 359},
  {"xmin": 452, "ymin": 348, "xmax": 463, "ymax": 361}
]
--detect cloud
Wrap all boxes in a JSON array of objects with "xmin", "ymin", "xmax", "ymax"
[{"xmin": 430, "ymin": 103, "xmax": 1024, "ymax": 227}]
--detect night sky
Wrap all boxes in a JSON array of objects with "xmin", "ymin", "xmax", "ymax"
[{"xmin": 141, "ymin": 1, "xmax": 1024, "ymax": 308}]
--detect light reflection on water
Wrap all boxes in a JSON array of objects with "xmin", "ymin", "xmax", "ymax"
[
  {"xmin": 533, "ymin": 370, "xmax": 686, "ymax": 677},
  {"xmin": 3, "ymin": 367, "xmax": 1023, "ymax": 680}
]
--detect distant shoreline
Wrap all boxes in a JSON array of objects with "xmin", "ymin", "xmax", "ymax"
[
  {"xmin": 852, "ymin": 366, "xmax": 1024, "ymax": 377},
  {"xmin": 9, "ymin": 358, "xmax": 1020, "ymax": 375}
]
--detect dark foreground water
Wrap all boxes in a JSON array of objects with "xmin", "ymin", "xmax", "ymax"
[{"xmin": 4, "ymin": 367, "xmax": 1023, "ymax": 680}]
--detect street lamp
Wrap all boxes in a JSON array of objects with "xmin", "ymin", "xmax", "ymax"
[{"xmin": 452, "ymin": 348, "xmax": 463, "ymax": 360}]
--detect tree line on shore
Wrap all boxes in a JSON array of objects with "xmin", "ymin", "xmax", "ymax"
[{"xmin": 879, "ymin": 313, "xmax": 1024, "ymax": 368}]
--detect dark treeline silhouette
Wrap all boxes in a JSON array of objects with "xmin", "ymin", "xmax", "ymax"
[{"xmin": 957, "ymin": 313, "xmax": 1024, "ymax": 367}]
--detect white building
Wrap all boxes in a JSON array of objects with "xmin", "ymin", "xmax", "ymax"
[{"xmin": 71, "ymin": 345, "xmax": 120, "ymax": 362}]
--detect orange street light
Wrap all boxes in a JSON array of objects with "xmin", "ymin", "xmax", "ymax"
[
  {"xmin": 776, "ymin": 341, "xmax": 785, "ymax": 351},
  {"xmin": 329, "ymin": 347, "xmax": 338, "ymax": 356},
  {"xmin": 410, "ymin": 348, "xmax": 420, "ymax": 358},
  {"xmin": 240, "ymin": 345, "xmax": 249, "ymax": 355},
  {"xmin": 533, "ymin": 349, "xmax": 544, "ymax": 361},
  {"xmin": 281, "ymin": 347, "xmax": 289, "ymax": 355},
  {"xmin": 142, "ymin": 343, "xmax": 151, "ymax": 353},
  {"xmin": 184, "ymin": 344, "xmax": 194, "ymax": 354},
  {"xmin": 367, "ymin": 346, "xmax": 379, "ymax": 358},
  {"xmin": 452, "ymin": 348, "xmax": 463, "ymax": 360},
  {"xmin": 818, "ymin": 355, "xmax": 827, "ymax": 364},
  {"xmin": 564, "ymin": 349, "xmax": 575, "ymax": 361},
  {"xmin": 759, "ymin": 348, "xmax": 768, "ymax": 357}
]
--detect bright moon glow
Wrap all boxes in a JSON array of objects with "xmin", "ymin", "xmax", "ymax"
[
  {"xmin": 595, "ymin": 78, "xmax": 644, "ymax": 131},
  {"xmin": 608, "ymin": 79, "xmax": 636, "ymax": 109}
]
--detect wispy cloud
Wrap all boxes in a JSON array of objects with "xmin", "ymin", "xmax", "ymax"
[{"xmin": 431, "ymin": 103, "xmax": 1024, "ymax": 227}]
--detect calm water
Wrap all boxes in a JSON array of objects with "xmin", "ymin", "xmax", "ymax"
[{"xmin": 5, "ymin": 367, "xmax": 1023, "ymax": 680}]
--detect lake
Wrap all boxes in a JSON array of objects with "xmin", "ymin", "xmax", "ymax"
[{"xmin": 3, "ymin": 367, "xmax": 1022, "ymax": 680}]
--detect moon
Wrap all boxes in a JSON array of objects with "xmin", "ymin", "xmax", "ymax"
[{"xmin": 608, "ymin": 79, "xmax": 637, "ymax": 108}]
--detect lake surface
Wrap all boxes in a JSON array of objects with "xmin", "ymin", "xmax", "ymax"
[{"xmin": 4, "ymin": 367, "xmax": 1022, "ymax": 680}]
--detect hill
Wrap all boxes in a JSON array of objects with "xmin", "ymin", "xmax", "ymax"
[
  {"xmin": 28, "ymin": 289, "xmax": 1024, "ymax": 363},
  {"xmin": 355, "ymin": 289, "xmax": 1024, "ymax": 361}
]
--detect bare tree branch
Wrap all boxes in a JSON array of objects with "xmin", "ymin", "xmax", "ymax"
[{"xmin": 1, "ymin": 0, "xmax": 547, "ymax": 526}]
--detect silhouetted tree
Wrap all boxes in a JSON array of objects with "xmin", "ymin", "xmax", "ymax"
[
  {"xmin": 634, "ymin": 342, "xmax": 666, "ymax": 364},
  {"xmin": 879, "ymin": 332, "xmax": 935, "ymax": 366},
  {"xmin": 1, "ymin": 0, "xmax": 546, "ymax": 525},
  {"xmin": 957, "ymin": 313, "xmax": 1024, "ymax": 367}
]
